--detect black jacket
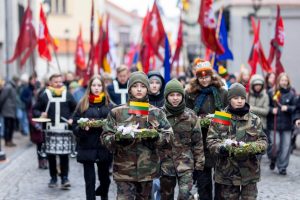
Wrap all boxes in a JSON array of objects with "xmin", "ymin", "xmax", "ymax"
[
  {"xmin": 72, "ymin": 101, "xmax": 113, "ymax": 163},
  {"xmin": 267, "ymin": 88, "xmax": 296, "ymax": 131}
]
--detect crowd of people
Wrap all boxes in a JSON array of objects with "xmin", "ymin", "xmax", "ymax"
[{"xmin": 0, "ymin": 58, "xmax": 300, "ymax": 200}]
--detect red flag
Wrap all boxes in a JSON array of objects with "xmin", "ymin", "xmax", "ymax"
[
  {"xmin": 268, "ymin": 5, "xmax": 285, "ymax": 77},
  {"xmin": 198, "ymin": 0, "xmax": 224, "ymax": 54},
  {"xmin": 171, "ymin": 18, "xmax": 183, "ymax": 66},
  {"xmin": 74, "ymin": 26, "xmax": 86, "ymax": 72},
  {"xmin": 140, "ymin": 10, "xmax": 152, "ymax": 73},
  {"xmin": 38, "ymin": 5, "xmax": 57, "ymax": 61},
  {"xmin": 248, "ymin": 17, "xmax": 272, "ymax": 76},
  {"xmin": 143, "ymin": 2, "xmax": 165, "ymax": 60},
  {"xmin": 6, "ymin": 5, "xmax": 37, "ymax": 67}
]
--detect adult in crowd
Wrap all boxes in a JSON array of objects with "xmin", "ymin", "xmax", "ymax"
[
  {"xmin": 16, "ymin": 74, "xmax": 29, "ymax": 136},
  {"xmin": 102, "ymin": 72, "xmax": 173, "ymax": 199},
  {"xmin": 160, "ymin": 79, "xmax": 204, "ymax": 199},
  {"xmin": 0, "ymin": 76, "xmax": 19, "ymax": 147},
  {"xmin": 148, "ymin": 71, "xmax": 165, "ymax": 108},
  {"xmin": 185, "ymin": 61, "xmax": 227, "ymax": 200},
  {"xmin": 267, "ymin": 72, "xmax": 296, "ymax": 175},
  {"xmin": 33, "ymin": 74, "xmax": 77, "ymax": 189},
  {"xmin": 73, "ymin": 75, "xmax": 113, "ymax": 200},
  {"xmin": 265, "ymin": 72, "xmax": 276, "ymax": 91},
  {"xmin": 207, "ymin": 83, "xmax": 267, "ymax": 200},
  {"xmin": 107, "ymin": 65, "xmax": 129, "ymax": 105}
]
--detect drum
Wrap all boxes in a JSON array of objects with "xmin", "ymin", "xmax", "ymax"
[{"xmin": 42, "ymin": 130, "xmax": 73, "ymax": 155}]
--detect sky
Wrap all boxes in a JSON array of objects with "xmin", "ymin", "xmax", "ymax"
[{"xmin": 108, "ymin": 0, "xmax": 180, "ymax": 18}]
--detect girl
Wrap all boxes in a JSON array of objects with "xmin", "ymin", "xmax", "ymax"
[{"xmin": 72, "ymin": 75, "xmax": 112, "ymax": 200}]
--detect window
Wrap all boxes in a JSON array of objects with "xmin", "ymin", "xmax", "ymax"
[{"xmin": 49, "ymin": 0, "xmax": 67, "ymax": 15}]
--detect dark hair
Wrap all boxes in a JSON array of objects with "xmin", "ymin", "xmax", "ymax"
[{"xmin": 49, "ymin": 74, "xmax": 62, "ymax": 81}]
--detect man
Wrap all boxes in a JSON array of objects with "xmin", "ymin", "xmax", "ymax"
[
  {"xmin": 107, "ymin": 65, "xmax": 129, "ymax": 105},
  {"xmin": 33, "ymin": 74, "xmax": 77, "ymax": 189},
  {"xmin": 0, "ymin": 76, "xmax": 19, "ymax": 147}
]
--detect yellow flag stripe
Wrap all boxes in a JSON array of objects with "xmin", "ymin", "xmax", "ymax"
[
  {"xmin": 215, "ymin": 111, "xmax": 232, "ymax": 118},
  {"xmin": 129, "ymin": 101, "xmax": 149, "ymax": 108}
]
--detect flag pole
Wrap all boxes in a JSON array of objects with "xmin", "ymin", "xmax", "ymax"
[
  {"xmin": 211, "ymin": 7, "xmax": 223, "ymax": 68},
  {"xmin": 53, "ymin": 50, "xmax": 62, "ymax": 74}
]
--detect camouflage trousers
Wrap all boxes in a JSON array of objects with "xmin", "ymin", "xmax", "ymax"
[
  {"xmin": 160, "ymin": 172, "xmax": 193, "ymax": 200},
  {"xmin": 219, "ymin": 183, "xmax": 257, "ymax": 200},
  {"xmin": 116, "ymin": 180, "xmax": 152, "ymax": 200}
]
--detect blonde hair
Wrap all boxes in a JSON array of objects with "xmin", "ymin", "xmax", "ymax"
[
  {"xmin": 275, "ymin": 72, "xmax": 291, "ymax": 91},
  {"xmin": 77, "ymin": 75, "xmax": 110, "ymax": 113},
  {"xmin": 116, "ymin": 65, "xmax": 129, "ymax": 74}
]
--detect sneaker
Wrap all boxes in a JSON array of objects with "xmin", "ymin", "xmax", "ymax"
[
  {"xmin": 48, "ymin": 178, "xmax": 58, "ymax": 188},
  {"xmin": 279, "ymin": 169, "xmax": 287, "ymax": 175},
  {"xmin": 61, "ymin": 177, "xmax": 71, "ymax": 189}
]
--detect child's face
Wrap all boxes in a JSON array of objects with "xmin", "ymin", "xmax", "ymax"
[{"xmin": 130, "ymin": 82, "xmax": 147, "ymax": 100}]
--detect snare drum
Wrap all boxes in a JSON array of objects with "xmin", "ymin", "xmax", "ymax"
[{"xmin": 43, "ymin": 130, "xmax": 73, "ymax": 155}]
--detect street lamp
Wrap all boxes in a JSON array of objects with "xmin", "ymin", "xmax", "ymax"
[{"xmin": 248, "ymin": 0, "xmax": 263, "ymax": 33}]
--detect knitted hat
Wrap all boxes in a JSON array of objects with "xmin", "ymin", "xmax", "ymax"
[
  {"xmin": 195, "ymin": 61, "xmax": 213, "ymax": 77},
  {"xmin": 228, "ymin": 83, "xmax": 247, "ymax": 100},
  {"xmin": 164, "ymin": 79, "xmax": 184, "ymax": 98},
  {"xmin": 149, "ymin": 75, "xmax": 162, "ymax": 86},
  {"xmin": 218, "ymin": 65, "xmax": 228, "ymax": 77},
  {"xmin": 127, "ymin": 71, "xmax": 150, "ymax": 91}
]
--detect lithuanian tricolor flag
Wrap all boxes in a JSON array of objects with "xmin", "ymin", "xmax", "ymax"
[
  {"xmin": 128, "ymin": 101, "xmax": 149, "ymax": 115},
  {"xmin": 212, "ymin": 111, "xmax": 232, "ymax": 126}
]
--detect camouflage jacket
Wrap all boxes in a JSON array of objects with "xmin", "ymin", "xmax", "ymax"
[
  {"xmin": 207, "ymin": 108, "xmax": 267, "ymax": 186},
  {"xmin": 161, "ymin": 107, "xmax": 205, "ymax": 177},
  {"xmin": 101, "ymin": 104, "xmax": 173, "ymax": 182}
]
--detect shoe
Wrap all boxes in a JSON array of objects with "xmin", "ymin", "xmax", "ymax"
[
  {"xmin": 269, "ymin": 161, "xmax": 275, "ymax": 170},
  {"xmin": 61, "ymin": 177, "xmax": 71, "ymax": 189},
  {"xmin": 279, "ymin": 169, "xmax": 287, "ymax": 175},
  {"xmin": 5, "ymin": 141, "xmax": 16, "ymax": 147},
  {"xmin": 48, "ymin": 178, "xmax": 58, "ymax": 188}
]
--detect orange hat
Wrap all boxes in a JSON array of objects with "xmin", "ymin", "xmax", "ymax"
[{"xmin": 195, "ymin": 61, "xmax": 213, "ymax": 77}]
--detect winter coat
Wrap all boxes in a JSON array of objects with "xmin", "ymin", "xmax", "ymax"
[
  {"xmin": 148, "ymin": 71, "xmax": 165, "ymax": 108},
  {"xmin": 0, "ymin": 81, "xmax": 17, "ymax": 118},
  {"xmin": 267, "ymin": 88, "xmax": 296, "ymax": 131},
  {"xmin": 293, "ymin": 95, "xmax": 300, "ymax": 123},
  {"xmin": 161, "ymin": 107, "xmax": 204, "ymax": 176},
  {"xmin": 186, "ymin": 86, "xmax": 228, "ymax": 167},
  {"xmin": 207, "ymin": 106, "xmax": 267, "ymax": 186},
  {"xmin": 101, "ymin": 104, "xmax": 173, "ymax": 182},
  {"xmin": 72, "ymin": 101, "xmax": 113, "ymax": 163},
  {"xmin": 247, "ymin": 74, "xmax": 269, "ymax": 129},
  {"xmin": 107, "ymin": 80, "xmax": 128, "ymax": 105}
]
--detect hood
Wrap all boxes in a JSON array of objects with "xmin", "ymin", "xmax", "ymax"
[
  {"xmin": 249, "ymin": 74, "xmax": 265, "ymax": 94},
  {"xmin": 147, "ymin": 71, "xmax": 165, "ymax": 95}
]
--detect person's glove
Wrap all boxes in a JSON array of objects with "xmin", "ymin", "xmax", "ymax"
[
  {"xmin": 116, "ymin": 137, "xmax": 134, "ymax": 146},
  {"xmin": 192, "ymin": 170, "xmax": 200, "ymax": 185},
  {"xmin": 219, "ymin": 146, "xmax": 229, "ymax": 157}
]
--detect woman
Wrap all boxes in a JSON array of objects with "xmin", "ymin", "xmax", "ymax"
[
  {"xmin": 161, "ymin": 79, "xmax": 204, "ymax": 199},
  {"xmin": 72, "ymin": 75, "xmax": 112, "ymax": 200},
  {"xmin": 207, "ymin": 83, "xmax": 267, "ymax": 199},
  {"xmin": 267, "ymin": 72, "xmax": 296, "ymax": 175},
  {"xmin": 265, "ymin": 72, "xmax": 276, "ymax": 91},
  {"xmin": 101, "ymin": 71, "xmax": 173, "ymax": 199},
  {"xmin": 248, "ymin": 74, "xmax": 270, "ymax": 155},
  {"xmin": 185, "ymin": 61, "xmax": 227, "ymax": 200},
  {"xmin": 148, "ymin": 71, "xmax": 165, "ymax": 108}
]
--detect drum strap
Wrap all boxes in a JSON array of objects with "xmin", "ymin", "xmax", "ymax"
[
  {"xmin": 45, "ymin": 89, "xmax": 67, "ymax": 129},
  {"xmin": 113, "ymin": 80, "xmax": 127, "ymax": 104}
]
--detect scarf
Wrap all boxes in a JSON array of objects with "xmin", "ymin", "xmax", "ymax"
[
  {"xmin": 228, "ymin": 103, "xmax": 250, "ymax": 117},
  {"xmin": 89, "ymin": 92, "xmax": 105, "ymax": 104},
  {"xmin": 48, "ymin": 86, "xmax": 66, "ymax": 97},
  {"xmin": 194, "ymin": 86, "xmax": 222, "ymax": 113},
  {"xmin": 165, "ymin": 100, "xmax": 186, "ymax": 116}
]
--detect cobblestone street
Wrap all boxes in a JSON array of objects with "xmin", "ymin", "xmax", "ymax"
[{"xmin": 0, "ymin": 136, "xmax": 300, "ymax": 200}]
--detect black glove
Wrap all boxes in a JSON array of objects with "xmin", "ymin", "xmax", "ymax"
[
  {"xmin": 142, "ymin": 136, "xmax": 159, "ymax": 150},
  {"xmin": 219, "ymin": 146, "xmax": 229, "ymax": 157},
  {"xmin": 192, "ymin": 170, "xmax": 200, "ymax": 185},
  {"xmin": 116, "ymin": 138, "xmax": 134, "ymax": 146}
]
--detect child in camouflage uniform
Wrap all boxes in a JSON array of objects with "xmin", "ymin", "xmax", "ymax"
[
  {"xmin": 207, "ymin": 83, "xmax": 268, "ymax": 200},
  {"xmin": 101, "ymin": 72, "xmax": 173, "ymax": 200},
  {"xmin": 160, "ymin": 79, "xmax": 205, "ymax": 200}
]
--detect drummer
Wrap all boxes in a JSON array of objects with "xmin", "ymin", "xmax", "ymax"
[{"xmin": 33, "ymin": 73, "xmax": 77, "ymax": 189}]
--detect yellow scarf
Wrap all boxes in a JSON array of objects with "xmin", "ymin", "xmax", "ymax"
[{"xmin": 48, "ymin": 86, "xmax": 66, "ymax": 97}]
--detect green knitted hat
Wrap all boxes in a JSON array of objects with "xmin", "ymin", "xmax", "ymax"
[
  {"xmin": 127, "ymin": 71, "xmax": 150, "ymax": 91},
  {"xmin": 164, "ymin": 79, "xmax": 184, "ymax": 99},
  {"xmin": 228, "ymin": 83, "xmax": 247, "ymax": 100}
]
